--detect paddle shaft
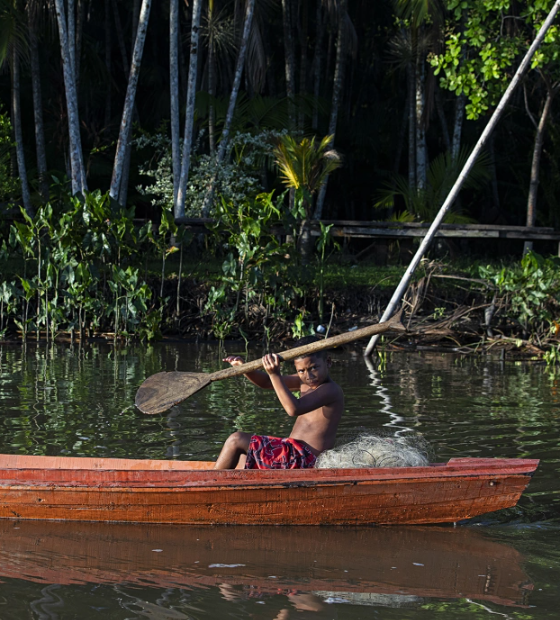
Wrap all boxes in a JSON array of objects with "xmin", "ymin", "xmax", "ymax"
[{"xmin": 209, "ymin": 315, "xmax": 403, "ymax": 382}]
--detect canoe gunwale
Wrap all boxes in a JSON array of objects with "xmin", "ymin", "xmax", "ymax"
[
  {"xmin": 0, "ymin": 457, "xmax": 540, "ymax": 491},
  {"xmin": 0, "ymin": 470, "xmax": 537, "ymax": 490}
]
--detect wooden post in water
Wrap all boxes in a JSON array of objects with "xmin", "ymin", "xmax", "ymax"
[{"xmin": 364, "ymin": 0, "xmax": 560, "ymax": 357}]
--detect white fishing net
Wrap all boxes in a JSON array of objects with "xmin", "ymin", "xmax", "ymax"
[{"xmin": 315, "ymin": 433, "xmax": 430, "ymax": 469}]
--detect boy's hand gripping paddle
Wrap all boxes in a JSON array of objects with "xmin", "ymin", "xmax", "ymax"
[{"xmin": 135, "ymin": 314, "xmax": 405, "ymax": 414}]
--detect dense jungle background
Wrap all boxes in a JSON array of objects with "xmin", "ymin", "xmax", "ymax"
[{"xmin": 2, "ymin": 0, "xmax": 560, "ymax": 356}]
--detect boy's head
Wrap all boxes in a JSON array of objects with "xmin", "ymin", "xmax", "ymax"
[{"xmin": 293, "ymin": 337, "xmax": 332, "ymax": 388}]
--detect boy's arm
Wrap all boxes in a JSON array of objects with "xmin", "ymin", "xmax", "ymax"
[
  {"xmin": 262, "ymin": 354, "xmax": 340, "ymax": 417},
  {"xmin": 223, "ymin": 356, "xmax": 301, "ymax": 390}
]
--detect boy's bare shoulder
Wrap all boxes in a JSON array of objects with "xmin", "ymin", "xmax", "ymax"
[
  {"xmin": 328, "ymin": 379, "xmax": 344, "ymax": 400},
  {"xmin": 324, "ymin": 377, "xmax": 343, "ymax": 393},
  {"xmin": 302, "ymin": 378, "xmax": 344, "ymax": 400}
]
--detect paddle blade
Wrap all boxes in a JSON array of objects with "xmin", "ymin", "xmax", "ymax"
[{"xmin": 135, "ymin": 372, "xmax": 212, "ymax": 414}]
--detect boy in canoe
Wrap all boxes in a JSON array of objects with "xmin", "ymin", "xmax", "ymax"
[{"xmin": 213, "ymin": 343, "xmax": 344, "ymax": 469}]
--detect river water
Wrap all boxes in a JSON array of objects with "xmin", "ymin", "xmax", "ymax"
[{"xmin": 0, "ymin": 341, "xmax": 558, "ymax": 619}]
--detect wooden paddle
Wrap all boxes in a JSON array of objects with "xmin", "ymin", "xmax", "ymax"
[{"xmin": 135, "ymin": 314, "xmax": 405, "ymax": 414}]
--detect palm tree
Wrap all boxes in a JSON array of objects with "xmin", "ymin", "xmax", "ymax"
[
  {"xmin": 0, "ymin": 1, "xmax": 33, "ymax": 215},
  {"xmin": 274, "ymin": 134, "xmax": 341, "ymax": 261},
  {"xmin": 175, "ymin": 0, "xmax": 203, "ymax": 219},
  {"xmin": 393, "ymin": 0, "xmax": 446, "ymax": 192},
  {"xmin": 170, "ymin": 0, "xmax": 180, "ymax": 206},
  {"xmin": 53, "ymin": 0, "xmax": 87, "ymax": 195},
  {"xmin": 11, "ymin": 27, "xmax": 33, "ymax": 216},
  {"xmin": 201, "ymin": 0, "xmax": 256, "ymax": 216},
  {"xmin": 311, "ymin": 0, "xmax": 326, "ymax": 130},
  {"xmin": 202, "ymin": 0, "xmax": 238, "ymax": 153},
  {"xmin": 215, "ymin": 0, "xmax": 256, "ymax": 164},
  {"xmin": 109, "ymin": 0, "xmax": 152, "ymax": 203},
  {"xmin": 281, "ymin": 0, "xmax": 296, "ymax": 127},
  {"xmin": 524, "ymin": 74, "xmax": 560, "ymax": 253},
  {"xmin": 26, "ymin": 0, "xmax": 48, "ymax": 200},
  {"xmin": 314, "ymin": 0, "xmax": 348, "ymax": 219}
]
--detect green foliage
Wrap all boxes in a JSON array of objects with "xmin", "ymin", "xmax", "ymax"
[
  {"xmin": 291, "ymin": 311, "xmax": 315, "ymax": 340},
  {"xmin": 0, "ymin": 186, "xmax": 168, "ymax": 342},
  {"xmin": 135, "ymin": 129, "xmax": 286, "ymax": 216},
  {"xmin": 480, "ymin": 251, "xmax": 560, "ymax": 331},
  {"xmin": 0, "ymin": 106, "xmax": 18, "ymax": 202},
  {"xmin": 205, "ymin": 191, "xmax": 302, "ymax": 339},
  {"xmin": 431, "ymin": 0, "xmax": 560, "ymax": 119},
  {"xmin": 543, "ymin": 343, "xmax": 560, "ymax": 368},
  {"xmin": 316, "ymin": 223, "xmax": 339, "ymax": 322}
]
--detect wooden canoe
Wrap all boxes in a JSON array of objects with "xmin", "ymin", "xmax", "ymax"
[
  {"xmin": 0, "ymin": 454, "xmax": 538, "ymax": 525},
  {"xmin": 0, "ymin": 521, "xmax": 533, "ymax": 607}
]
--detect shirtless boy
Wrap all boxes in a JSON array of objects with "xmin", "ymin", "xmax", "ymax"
[{"xmin": 214, "ymin": 345, "xmax": 344, "ymax": 469}]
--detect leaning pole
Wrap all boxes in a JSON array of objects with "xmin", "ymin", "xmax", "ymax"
[{"xmin": 364, "ymin": 0, "xmax": 560, "ymax": 357}]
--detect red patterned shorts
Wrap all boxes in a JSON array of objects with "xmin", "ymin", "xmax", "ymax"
[{"xmin": 245, "ymin": 435, "xmax": 317, "ymax": 470}]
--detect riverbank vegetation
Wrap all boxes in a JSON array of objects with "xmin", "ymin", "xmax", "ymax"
[
  {"xmin": 2, "ymin": 187, "xmax": 560, "ymax": 368},
  {"xmin": 2, "ymin": 1, "xmax": 560, "ymax": 363}
]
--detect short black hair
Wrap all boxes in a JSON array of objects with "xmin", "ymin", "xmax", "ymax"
[{"xmin": 294, "ymin": 336, "xmax": 328, "ymax": 361}]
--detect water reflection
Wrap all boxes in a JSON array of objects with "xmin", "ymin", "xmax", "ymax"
[
  {"xmin": 0, "ymin": 520, "xmax": 533, "ymax": 612},
  {"xmin": 363, "ymin": 355, "xmax": 409, "ymax": 435}
]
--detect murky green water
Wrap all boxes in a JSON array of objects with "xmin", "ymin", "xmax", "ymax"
[{"xmin": 0, "ymin": 342, "xmax": 559, "ymax": 619}]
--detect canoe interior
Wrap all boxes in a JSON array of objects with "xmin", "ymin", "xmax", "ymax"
[{"xmin": 0, "ymin": 454, "xmax": 216, "ymax": 471}]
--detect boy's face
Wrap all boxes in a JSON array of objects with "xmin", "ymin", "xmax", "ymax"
[{"xmin": 294, "ymin": 354, "xmax": 331, "ymax": 389}]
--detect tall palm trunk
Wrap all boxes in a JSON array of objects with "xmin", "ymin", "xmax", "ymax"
[
  {"xmin": 281, "ymin": 0, "xmax": 296, "ymax": 128},
  {"xmin": 201, "ymin": 0, "xmax": 256, "ymax": 216},
  {"xmin": 116, "ymin": 0, "xmax": 142, "ymax": 205},
  {"xmin": 434, "ymin": 88, "xmax": 451, "ymax": 153},
  {"xmin": 415, "ymin": 46, "xmax": 427, "ymax": 191},
  {"xmin": 109, "ymin": 0, "xmax": 152, "ymax": 203},
  {"xmin": 75, "ymin": 0, "xmax": 85, "ymax": 82},
  {"xmin": 68, "ymin": 0, "xmax": 76, "ymax": 78},
  {"xmin": 524, "ymin": 82, "xmax": 558, "ymax": 254},
  {"xmin": 208, "ymin": 0, "xmax": 216, "ymax": 155},
  {"xmin": 451, "ymin": 93, "xmax": 465, "ymax": 163},
  {"xmin": 11, "ymin": 46, "xmax": 33, "ymax": 217},
  {"xmin": 407, "ymin": 62, "xmax": 416, "ymax": 192},
  {"xmin": 112, "ymin": 0, "xmax": 129, "ymax": 74},
  {"xmin": 314, "ymin": 0, "xmax": 347, "ymax": 220},
  {"xmin": 488, "ymin": 132, "xmax": 500, "ymax": 212},
  {"xmin": 175, "ymin": 0, "xmax": 203, "ymax": 219},
  {"xmin": 27, "ymin": 7, "xmax": 48, "ymax": 200},
  {"xmin": 104, "ymin": 0, "xmax": 112, "ymax": 129},
  {"xmin": 112, "ymin": 0, "xmax": 133, "ymax": 204},
  {"xmin": 311, "ymin": 0, "xmax": 325, "ymax": 130},
  {"xmin": 53, "ymin": 0, "xmax": 86, "ymax": 195},
  {"xmin": 132, "ymin": 0, "xmax": 141, "ymax": 52},
  {"xmin": 298, "ymin": 0, "xmax": 309, "ymax": 130},
  {"xmin": 118, "ymin": 147, "xmax": 133, "ymax": 205},
  {"xmin": 170, "ymin": 0, "xmax": 181, "ymax": 204}
]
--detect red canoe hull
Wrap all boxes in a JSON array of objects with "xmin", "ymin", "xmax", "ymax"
[{"xmin": 0, "ymin": 455, "xmax": 539, "ymax": 525}]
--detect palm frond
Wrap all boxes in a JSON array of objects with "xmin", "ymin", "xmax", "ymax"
[
  {"xmin": 0, "ymin": 3, "xmax": 27, "ymax": 68},
  {"xmin": 245, "ymin": 15, "xmax": 267, "ymax": 94},
  {"xmin": 374, "ymin": 146, "xmax": 491, "ymax": 222},
  {"xmin": 274, "ymin": 134, "xmax": 342, "ymax": 195},
  {"xmin": 394, "ymin": 0, "xmax": 445, "ymax": 28}
]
